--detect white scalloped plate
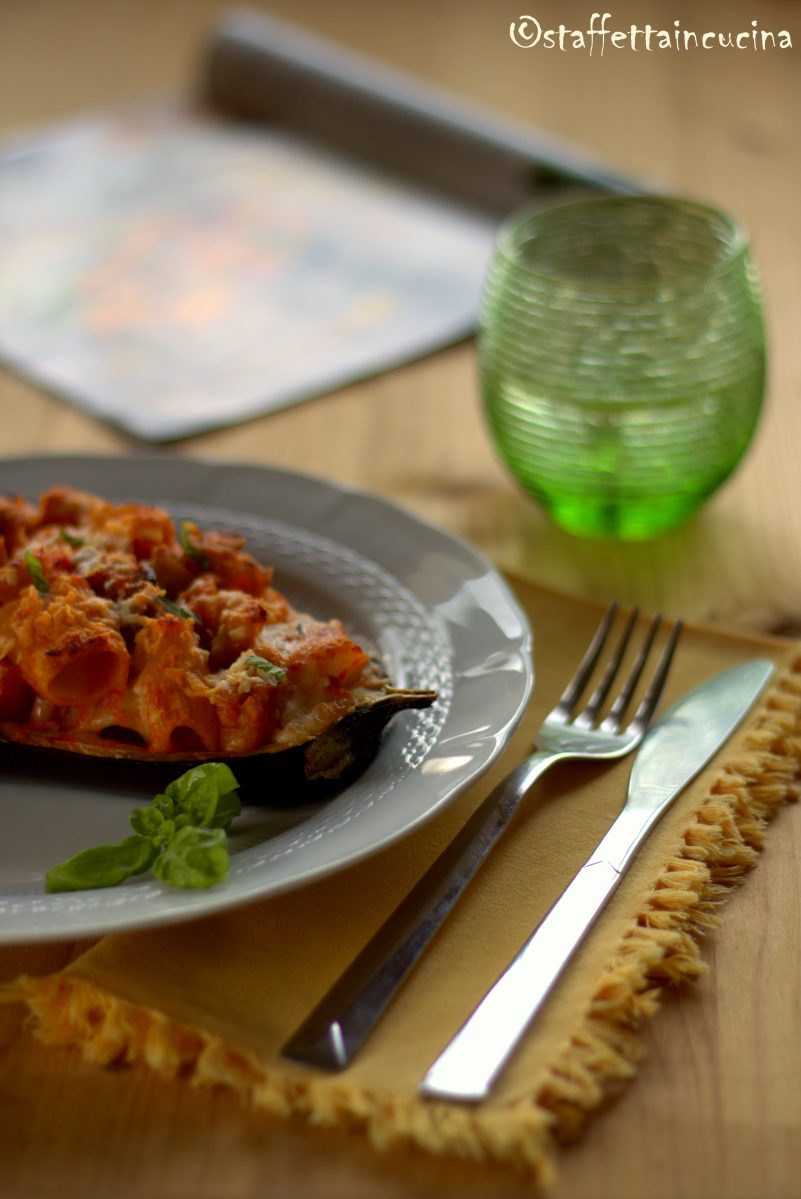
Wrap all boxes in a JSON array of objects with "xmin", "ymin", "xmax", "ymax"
[{"xmin": 0, "ymin": 457, "xmax": 532, "ymax": 942}]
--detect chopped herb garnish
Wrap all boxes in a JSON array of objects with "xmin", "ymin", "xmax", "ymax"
[
  {"xmin": 59, "ymin": 529, "xmax": 87, "ymax": 548},
  {"xmin": 157, "ymin": 595, "xmax": 202, "ymax": 624},
  {"xmin": 23, "ymin": 551, "xmax": 50, "ymax": 595},
  {"xmin": 295, "ymin": 622, "xmax": 304, "ymax": 635},
  {"xmin": 181, "ymin": 521, "xmax": 210, "ymax": 570},
  {"xmin": 45, "ymin": 763, "xmax": 241, "ymax": 892},
  {"xmin": 244, "ymin": 654, "xmax": 288, "ymax": 684}
]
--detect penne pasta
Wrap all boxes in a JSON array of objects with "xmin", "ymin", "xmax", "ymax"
[{"xmin": 0, "ymin": 486, "xmax": 392, "ymax": 763}]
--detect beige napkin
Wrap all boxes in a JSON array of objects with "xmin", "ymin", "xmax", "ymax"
[{"xmin": 5, "ymin": 580, "xmax": 801, "ymax": 1183}]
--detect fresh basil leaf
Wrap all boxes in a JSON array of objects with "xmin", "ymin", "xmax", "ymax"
[
  {"xmin": 185, "ymin": 786, "xmax": 218, "ymax": 828},
  {"xmin": 45, "ymin": 834, "xmax": 156, "ymax": 893},
  {"xmin": 151, "ymin": 826, "xmax": 229, "ymax": 889},
  {"xmin": 45, "ymin": 763, "xmax": 241, "ymax": 893},
  {"xmin": 212, "ymin": 788, "xmax": 241, "ymax": 832},
  {"xmin": 159, "ymin": 819, "xmax": 177, "ymax": 843},
  {"xmin": 156, "ymin": 595, "xmax": 202, "ymax": 624},
  {"xmin": 129, "ymin": 804, "xmax": 165, "ymax": 837},
  {"xmin": 180, "ymin": 521, "xmax": 210, "ymax": 570},
  {"xmin": 244, "ymin": 655, "xmax": 287, "ymax": 684},
  {"xmin": 165, "ymin": 762, "xmax": 239, "ymax": 807},
  {"xmin": 23, "ymin": 551, "xmax": 50, "ymax": 595},
  {"xmin": 205, "ymin": 762, "xmax": 239, "ymax": 795},
  {"xmin": 130, "ymin": 804, "xmax": 178, "ymax": 846},
  {"xmin": 151, "ymin": 793, "xmax": 177, "ymax": 819},
  {"xmin": 59, "ymin": 529, "xmax": 87, "ymax": 548},
  {"xmin": 181, "ymin": 769, "xmax": 218, "ymax": 811},
  {"xmin": 161, "ymin": 762, "xmax": 241, "ymax": 828}
]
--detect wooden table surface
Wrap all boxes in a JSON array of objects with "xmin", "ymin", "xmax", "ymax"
[{"xmin": 1, "ymin": 2, "xmax": 799, "ymax": 1196}]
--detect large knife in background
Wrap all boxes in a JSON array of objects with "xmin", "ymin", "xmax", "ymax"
[{"xmin": 421, "ymin": 659, "xmax": 775, "ymax": 1103}]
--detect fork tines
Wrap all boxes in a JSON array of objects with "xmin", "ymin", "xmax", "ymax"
[{"xmin": 560, "ymin": 602, "xmax": 682, "ymax": 734}]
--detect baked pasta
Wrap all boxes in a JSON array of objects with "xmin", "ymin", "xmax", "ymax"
[{"xmin": 0, "ymin": 487, "xmax": 433, "ymax": 775}]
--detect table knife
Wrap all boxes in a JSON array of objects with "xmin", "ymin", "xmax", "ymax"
[{"xmin": 420, "ymin": 658, "xmax": 775, "ymax": 1103}]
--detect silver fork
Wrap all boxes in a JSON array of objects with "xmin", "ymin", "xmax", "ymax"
[{"xmin": 282, "ymin": 603, "xmax": 681, "ymax": 1071}]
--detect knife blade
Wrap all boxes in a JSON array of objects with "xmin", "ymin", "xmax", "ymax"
[{"xmin": 420, "ymin": 658, "xmax": 775, "ymax": 1103}]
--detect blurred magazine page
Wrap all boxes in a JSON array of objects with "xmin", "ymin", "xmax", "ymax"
[{"xmin": 0, "ymin": 108, "xmax": 494, "ymax": 440}]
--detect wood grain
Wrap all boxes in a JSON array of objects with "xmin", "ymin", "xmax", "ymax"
[{"xmin": 0, "ymin": 1, "xmax": 799, "ymax": 1195}]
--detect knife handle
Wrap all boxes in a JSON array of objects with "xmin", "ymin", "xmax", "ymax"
[{"xmin": 420, "ymin": 808, "xmax": 650, "ymax": 1103}]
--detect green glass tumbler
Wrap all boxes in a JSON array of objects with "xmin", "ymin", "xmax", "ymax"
[{"xmin": 479, "ymin": 197, "xmax": 765, "ymax": 539}]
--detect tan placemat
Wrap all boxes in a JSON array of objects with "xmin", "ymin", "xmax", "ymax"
[{"xmin": 5, "ymin": 579, "xmax": 801, "ymax": 1183}]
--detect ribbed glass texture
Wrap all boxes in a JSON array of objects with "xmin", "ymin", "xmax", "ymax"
[{"xmin": 479, "ymin": 197, "xmax": 765, "ymax": 538}]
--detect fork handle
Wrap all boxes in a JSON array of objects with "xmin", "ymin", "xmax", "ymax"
[{"xmin": 281, "ymin": 749, "xmax": 561, "ymax": 1070}]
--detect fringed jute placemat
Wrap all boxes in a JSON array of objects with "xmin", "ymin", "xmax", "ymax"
[{"xmin": 4, "ymin": 579, "xmax": 801, "ymax": 1184}]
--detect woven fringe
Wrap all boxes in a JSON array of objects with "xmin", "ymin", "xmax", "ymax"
[
  {"xmin": 4, "ymin": 658, "xmax": 801, "ymax": 1184},
  {"xmin": 534, "ymin": 658, "xmax": 801, "ymax": 1145}
]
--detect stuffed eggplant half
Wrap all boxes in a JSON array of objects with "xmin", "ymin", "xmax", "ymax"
[{"xmin": 0, "ymin": 487, "xmax": 435, "ymax": 798}]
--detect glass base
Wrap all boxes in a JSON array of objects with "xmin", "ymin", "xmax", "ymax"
[{"xmin": 530, "ymin": 486, "xmax": 705, "ymax": 540}]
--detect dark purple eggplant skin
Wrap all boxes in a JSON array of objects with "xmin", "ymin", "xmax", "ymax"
[{"xmin": 0, "ymin": 689, "xmax": 436, "ymax": 803}]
